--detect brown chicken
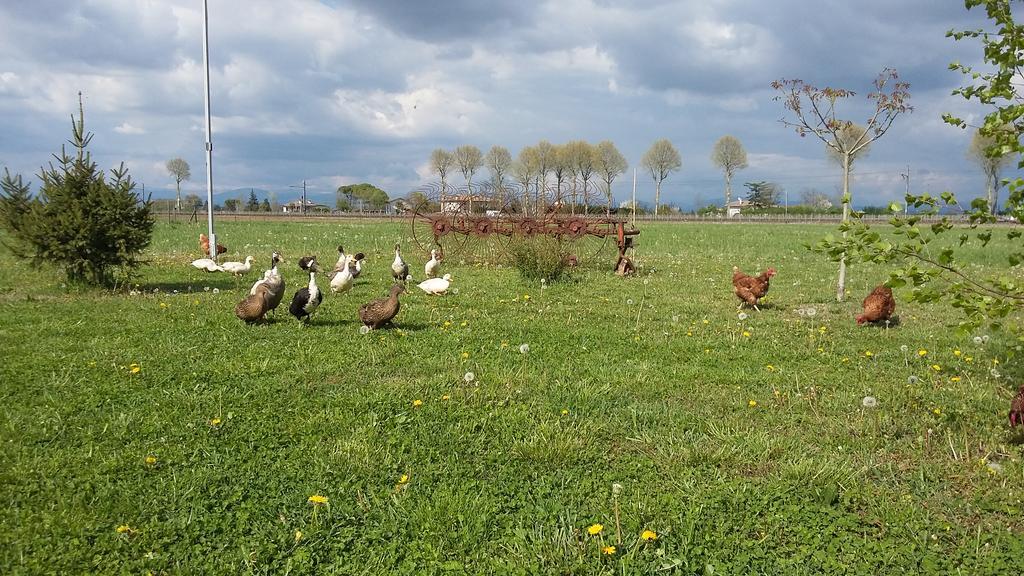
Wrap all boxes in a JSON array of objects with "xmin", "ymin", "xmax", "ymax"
[
  {"xmin": 732, "ymin": 266, "xmax": 776, "ymax": 310},
  {"xmin": 199, "ymin": 233, "xmax": 227, "ymax": 256},
  {"xmin": 856, "ymin": 284, "xmax": 896, "ymax": 325},
  {"xmin": 1010, "ymin": 384, "xmax": 1024, "ymax": 428}
]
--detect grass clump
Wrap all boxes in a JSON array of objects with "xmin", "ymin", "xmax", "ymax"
[{"xmin": 508, "ymin": 237, "xmax": 568, "ymax": 281}]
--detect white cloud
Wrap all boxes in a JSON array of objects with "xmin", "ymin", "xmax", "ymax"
[{"xmin": 114, "ymin": 122, "xmax": 145, "ymax": 135}]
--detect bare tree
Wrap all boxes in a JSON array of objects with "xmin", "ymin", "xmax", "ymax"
[
  {"xmin": 640, "ymin": 139, "xmax": 682, "ymax": 218},
  {"xmin": 485, "ymin": 145, "xmax": 512, "ymax": 209},
  {"xmin": 799, "ymin": 188, "xmax": 833, "ymax": 211},
  {"xmin": 710, "ymin": 136, "xmax": 747, "ymax": 209},
  {"xmin": 165, "ymin": 158, "xmax": 190, "ymax": 211},
  {"xmin": 551, "ymin": 144, "xmax": 569, "ymax": 210},
  {"xmin": 510, "ymin": 158, "xmax": 535, "ymax": 215},
  {"xmin": 517, "ymin": 146, "xmax": 540, "ymax": 215},
  {"xmin": 535, "ymin": 140, "xmax": 556, "ymax": 212},
  {"xmin": 772, "ymin": 68, "xmax": 911, "ymax": 301},
  {"xmin": 967, "ymin": 127, "xmax": 1015, "ymax": 214},
  {"xmin": 562, "ymin": 140, "xmax": 595, "ymax": 215},
  {"xmin": 595, "ymin": 140, "xmax": 627, "ymax": 216},
  {"xmin": 430, "ymin": 148, "xmax": 455, "ymax": 203},
  {"xmin": 454, "ymin": 145, "xmax": 483, "ymax": 211}
]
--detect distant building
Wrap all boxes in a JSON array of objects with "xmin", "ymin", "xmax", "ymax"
[
  {"xmin": 726, "ymin": 199, "xmax": 753, "ymax": 218},
  {"xmin": 440, "ymin": 194, "xmax": 499, "ymax": 214},
  {"xmin": 281, "ymin": 200, "xmax": 330, "ymax": 213}
]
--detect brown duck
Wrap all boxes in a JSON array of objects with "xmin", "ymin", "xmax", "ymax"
[
  {"xmin": 235, "ymin": 283, "xmax": 273, "ymax": 323},
  {"xmin": 358, "ymin": 283, "xmax": 405, "ymax": 329}
]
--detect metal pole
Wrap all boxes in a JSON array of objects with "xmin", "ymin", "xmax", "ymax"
[
  {"xmin": 631, "ymin": 167, "xmax": 636, "ymax": 226},
  {"xmin": 302, "ymin": 180, "xmax": 307, "ymax": 215},
  {"xmin": 202, "ymin": 0, "xmax": 217, "ymax": 259}
]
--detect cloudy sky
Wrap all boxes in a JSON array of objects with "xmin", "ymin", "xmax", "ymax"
[{"xmin": 0, "ymin": 0, "xmax": 1011, "ymax": 209}]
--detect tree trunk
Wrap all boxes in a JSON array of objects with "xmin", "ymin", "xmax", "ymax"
[
  {"xmin": 655, "ymin": 179, "xmax": 662, "ymax": 219},
  {"xmin": 724, "ymin": 171, "xmax": 732, "ymax": 214},
  {"xmin": 175, "ymin": 181, "xmax": 181, "ymax": 212},
  {"xmin": 836, "ymin": 153, "xmax": 850, "ymax": 302}
]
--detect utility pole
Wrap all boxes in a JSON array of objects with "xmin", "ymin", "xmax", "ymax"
[
  {"xmin": 631, "ymin": 167, "xmax": 636, "ymax": 227},
  {"xmin": 201, "ymin": 0, "xmax": 217, "ymax": 259},
  {"xmin": 290, "ymin": 180, "xmax": 307, "ymax": 214}
]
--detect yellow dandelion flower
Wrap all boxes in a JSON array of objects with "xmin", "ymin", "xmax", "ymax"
[
  {"xmin": 819, "ymin": 326, "xmax": 827, "ymax": 333},
  {"xmin": 308, "ymin": 494, "xmax": 328, "ymax": 505},
  {"xmin": 210, "ymin": 417, "xmax": 222, "ymax": 427},
  {"xmin": 144, "ymin": 455, "xmax": 157, "ymax": 466},
  {"xmin": 587, "ymin": 523, "xmax": 603, "ymax": 535},
  {"xmin": 817, "ymin": 347, "xmax": 824, "ymax": 353},
  {"xmin": 500, "ymin": 341, "xmax": 508, "ymax": 348},
  {"xmin": 950, "ymin": 376, "xmax": 961, "ymax": 383},
  {"xmin": 130, "ymin": 363, "xmax": 141, "ymax": 374},
  {"xmin": 441, "ymin": 394, "xmax": 450, "ymax": 401},
  {"xmin": 398, "ymin": 474, "xmax": 409, "ymax": 484},
  {"xmin": 461, "ymin": 352, "xmax": 469, "ymax": 359},
  {"xmin": 641, "ymin": 529, "xmax": 658, "ymax": 541},
  {"xmin": 748, "ymin": 400, "xmax": 758, "ymax": 408},
  {"xmin": 159, "ymin": 302, "xmax": 167, "ymax": 309},
  {"xmin": 115, "ymin": 524, "xmax": 132, "ymax": 534},
  {"xmin": 965, "ymin": 356, "xmax": 973, "ymax": 363},
  {"xmin": 702, "ymin": 319, "xmax": 709, "ymax": 325},
  {"xmin": 766, "ymin": 365, "xmax": 775, "ymax": 371},
  {"xmin": 294, "ymin": 530, "xmax": 303, "ymax": 543},
  {"xmin": 443, "ymin": 320, "xmax": 452, "ymax": 327},
  {"xmin": 932, "ymin": 408, "xmax": 942, "ymax": 416},
  {"xmin": 523, "ymin": 294, "xmax": 531, "ymax": 300},
  {"xmin": 841, "ymin": 357, "xmax": 850, "ymax": 363},
  {"xmin": 931, "ymin": 364, "xmax": 941, "ymax": 372},
  {"xmin": 864, "ymin": 351, "xmax": 874, "ymax": 357},
  {"xmin": 918, "ymin": 349, "xmax": 928, "ymax": 357},
  {"xmin": 686, "ymin": 331, "xmax": 693, "ymax": 337},
  {"xmin": 953, "ymin": 349, "xmax": 962, "ymax": 357},
  {"xmin": 602, "ymin": 545, "xmax": 616, "ymax": 555},
  {"xmin": 742, "ymin": 331, "xmax": 751, "ymax": 337},
  {"xmin": 561, "ymin": 409, "xmax": 569, "ymax": 415},
  {"xmin": 412, "ymin": 399, "xmax": 423, "ymax": 407}
]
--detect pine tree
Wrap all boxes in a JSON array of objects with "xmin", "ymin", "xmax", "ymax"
[{"xmin": 0, "ymin": 94, "xmax": 153, "ymax": 285}]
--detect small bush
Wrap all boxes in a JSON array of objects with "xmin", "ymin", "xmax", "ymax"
[
  {"xmin": 0, "ymin": 102, "xmax": 153, "ymax": 285},
  {"xmin": 509, "ymin": 237, "xmax": 568, "ymax": 281}
]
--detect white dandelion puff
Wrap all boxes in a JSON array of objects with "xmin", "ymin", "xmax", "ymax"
[
  {"xmin": 627, "ymin": 299, "xmax": 634, "ymax": 305},
  {"xmin": 862, "ymin": 396, "xmax": 878, "ymax": 408},
  {"xmin": 738, "ymin": 312, "xmax": 748, "ymax": 321},
  {"xmin": 212, "ymin": 288, "xmax": 220, "ymax": 294},
  {"xmin": 671, "ymin": 315, "xmax": 679, "ymax": 323},
  {"xmin": 519, "ymin": 343, "xmax": 530, "ymax": 354},
  {"xmin": 806, "ymin": 307, "xmax": 817, "ymax": 317},
  {"xmin": 907, "ymin": 375, "xmax": 919, "ymax": 385},
  {"xmin": 900, "ymin": 345, "xmax": 908, "ymax": 352},
  {"xmin": 464, "ymin": 372, "xmax": 475, "ymax": 383},
  {"xmin": 359, "ymin": 325, "xmax": 370, "ymax": 335},
  {"xmin": 990, "ymin": 368, "xmax": 1000, "ymax": 378},
  {"xmin": 973, "ymin": 336, "xmax": 983, "ymax": 345},
  {"xmin": 981, "ymin": 335, "xmax": 989, "ymax": 344}
]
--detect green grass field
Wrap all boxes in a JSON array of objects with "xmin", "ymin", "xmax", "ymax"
[{"xmin": 1, "ymin": 220, "xmax": 1021, "ymax": 574}]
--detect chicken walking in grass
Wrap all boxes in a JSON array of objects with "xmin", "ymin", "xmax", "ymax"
[
  {"xmin": 289, "ymin": 256, "xmax": 323, "ymax": 323},
  {"xmin": 856, "ymin": 284, "xmax": 896, "ymax": 326},
  {"xmin": 732, "ymin": 266, "xmax": 776, "ymax": 311},
  {"xmin": 359, "ymin": 283, "xmax": 405, "ymax": 329},
  {"xmin": 1010, "ymin": 384, "xmax": 1024, "ymax": 428},
  {"xmin": 199, "ymin": 233, "xmax": 226, "ymax": 257}
]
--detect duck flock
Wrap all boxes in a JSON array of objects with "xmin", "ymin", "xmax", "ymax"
[{"xmin": 191, "ymin": 241, "xmax": 451, "ymax": 329}]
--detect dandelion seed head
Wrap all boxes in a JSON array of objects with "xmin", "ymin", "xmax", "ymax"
[
  {"xmin": 907, "ymin": 375, "xmax": 919, "ymax": 384},
  {"xmin": 464, "ymin": 371, "xmax": 475, "ymax": 383},
  {"xmin": 990, "ymin": 368, "xmax": 1001, "ymax": 378},
  {"xmin": 519, "ymin": 343, "xmax": 530, "ymax": 354},
  {"xmin": 900, "ymin": 345, "xmax": 908, "ymax": 352},
  {"xmin": 359, "ymin": 325, "xmax": 370, "ymax": 335},
  {"xmin": 212, "ymin": 288, "xmax": 220, "ymax": 294},
  {"xmin": 862, "ymin": 396, "xmax": 878, "ymax": 408},
  {"xmin": 973, "ymin": 336, "xmax": 983, "ymax": 345},
  {"xmin": 627, "ymin": 298, "xmax": 634, "ymax": 305},
  {"xmin": 806, "ymin": 308, "xmax": 817, "ymax": 317},
  {"xmin": 612, "ymin": 483, "xmax": 623, "ymax": 496}
]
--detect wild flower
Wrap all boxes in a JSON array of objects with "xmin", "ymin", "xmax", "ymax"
[
  {"xmin": 519, "ymin": 343, "xmax": 530, "ymax": 354},
  {"xmin": 748, "ymin": 400, "xmax": 758, "ymax": 408},
  {"xmin": 864, "ymin": 351, "xmax": 874, "ymax": 358},
  {"xmin": 464, "ymin": 372, "xmax": 475, "ymax": 383},
  {"xmin": 990, "ymin": 368, "xmax": 1001, "ymax": 378},
  {"xmin": 587, "ymin": 524, "xmax": 604, "ymax": 535},
  {"xmin": 953, "ymin": 349, "xmax": 962, "ymax": 357},
  {"xmin": 159, "ymin": 302, "xmax": 167, "ymax": 309},
  {"xmin": 359, "ymin": 325, "xmax": 370, "ymax": 335},
  {"xmin": 129, "ymin": 363, "xmax": 141, "ymax": 374},
  {"xmin": 412, "ymin": 399, "xmax": 423, "ymax": 408},
  {"xmin": 950, "ymin": 376, "xmax": 961, "ymax": 383},
  {"xmin": 742, "ymin": 331, "xmax": 751, "ymax": 337},
  {"xmin": 672, "ymin": 315, "xmax": 680, "ymax": 323},
  {"xmin": 918, "ymin": 349, "xmax": 928, "ymax": 357},
  {"xmin": 398, "ymin": 474, "xmax": 409, "ymax": 484},
  {"xmin": 145, "ymin": 455, "xmax": 157, "ymax": 465},
  {"xmin": 602, "ymin": 545, "xmax": 616, "ymax": 555},
  {"xmin": 441, "ymin": 395, "xmax": 450, "ymax": 401},
  {"xmin": 627, "ymin": 299, "xmax": 634, "ymax": 305},
  {"xmin": 973, "ymin": 336, "xmax": 983, "ymax": 345},
  {"xmin": 932, "ymin": 408, "xmax": 942, "ymax": 416},
  {"xmin": 982, "ymin": 335, "xmax": 990, "ymax": 343},
  {"xmin": 295, "ymin": 530, "xmax": 303, "ymax": 543},
  {"xmin": 308, "ymin": 495, "xmax": 328, "ymax": 505},
  {"xmin": 806, "ymin": 307, "xmax": 817, "ymax": 317},
  {"xmin": 115, "ymin": 524, "xmax": 133, "ymax": 534},
  {"xmin": 931, "ymin": 364, "xmax": 941, "ymax": 372},
  {"xmin": 862, "ymin": 396, "xmax": 878, "ymax": 408},
  {"xmin": 210, "ymin": 417, "xmax": 222, "ymax": 427},
  {"xmin": 561, "ymin": 409, "xmax": 569, "ymax": 415},
  {"xmin": 702, "ymin": 319, "xmax": 709, "ymax": 325},
  {"xmin": 612, "ymin": 483, "xmax": 623, "ymax": 496},
  {"xmin": 766, "ymin": 365, "xmax": 775, "ymax": 372},
  {"xmin": 641, "ymin": 529, "xmax": 658, "ymax": 541},
  {"xmin": 738, "ymin": 312, "xmax": 748, "ymax": 321},
  {"xmin": 212, "ymin": 288, "xmax": 220, "ymax": 294},
  {"xmin": 900, "ymin": 345, "xmax": 909, "ymax": 352},
  {"xmin": 686, "ymin": 331, "xmax": 693, "ymax": 337},
  {"xmin": 461, "ymin": 352, "xmax": 469, "ymax": 360},
  {"xmin": 907, "ymin": 375, "xmax": 919, "ymax": 385}
]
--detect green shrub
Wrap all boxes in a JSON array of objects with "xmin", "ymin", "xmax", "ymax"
[
  {"xmin": 508, "ymin": 237, "xmax": 567, "ymax": 281},
  {"xmin": 0, "ymin": 102, "xmax": 153, "ymax": 285}
]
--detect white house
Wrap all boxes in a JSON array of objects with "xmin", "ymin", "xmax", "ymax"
[{"xmin": 726, "ymin": 199, "xmax": 753, "ymax": 218}]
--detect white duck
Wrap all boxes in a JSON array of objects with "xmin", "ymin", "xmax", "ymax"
[
  {"xmin": 330, "ymin": 254, "xmax": 355, "ymax": 294},
  {"xmin": 191, "ymin": 258, "xmax": 223, "ymax": 272},
  {"xmin": 424, "ymin": 249, "xmax": 441, "ymax": 278},
  {"xmin": 417, "ymin": 273, "xmax": 451, "ymax": 295},
  {"xmin": 221, "ymin": 255, "xmax": 254, "ymax": 277},
  {"xmin": 391, "ymin": 243, "xmax": 409, "ymax": 281}
]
